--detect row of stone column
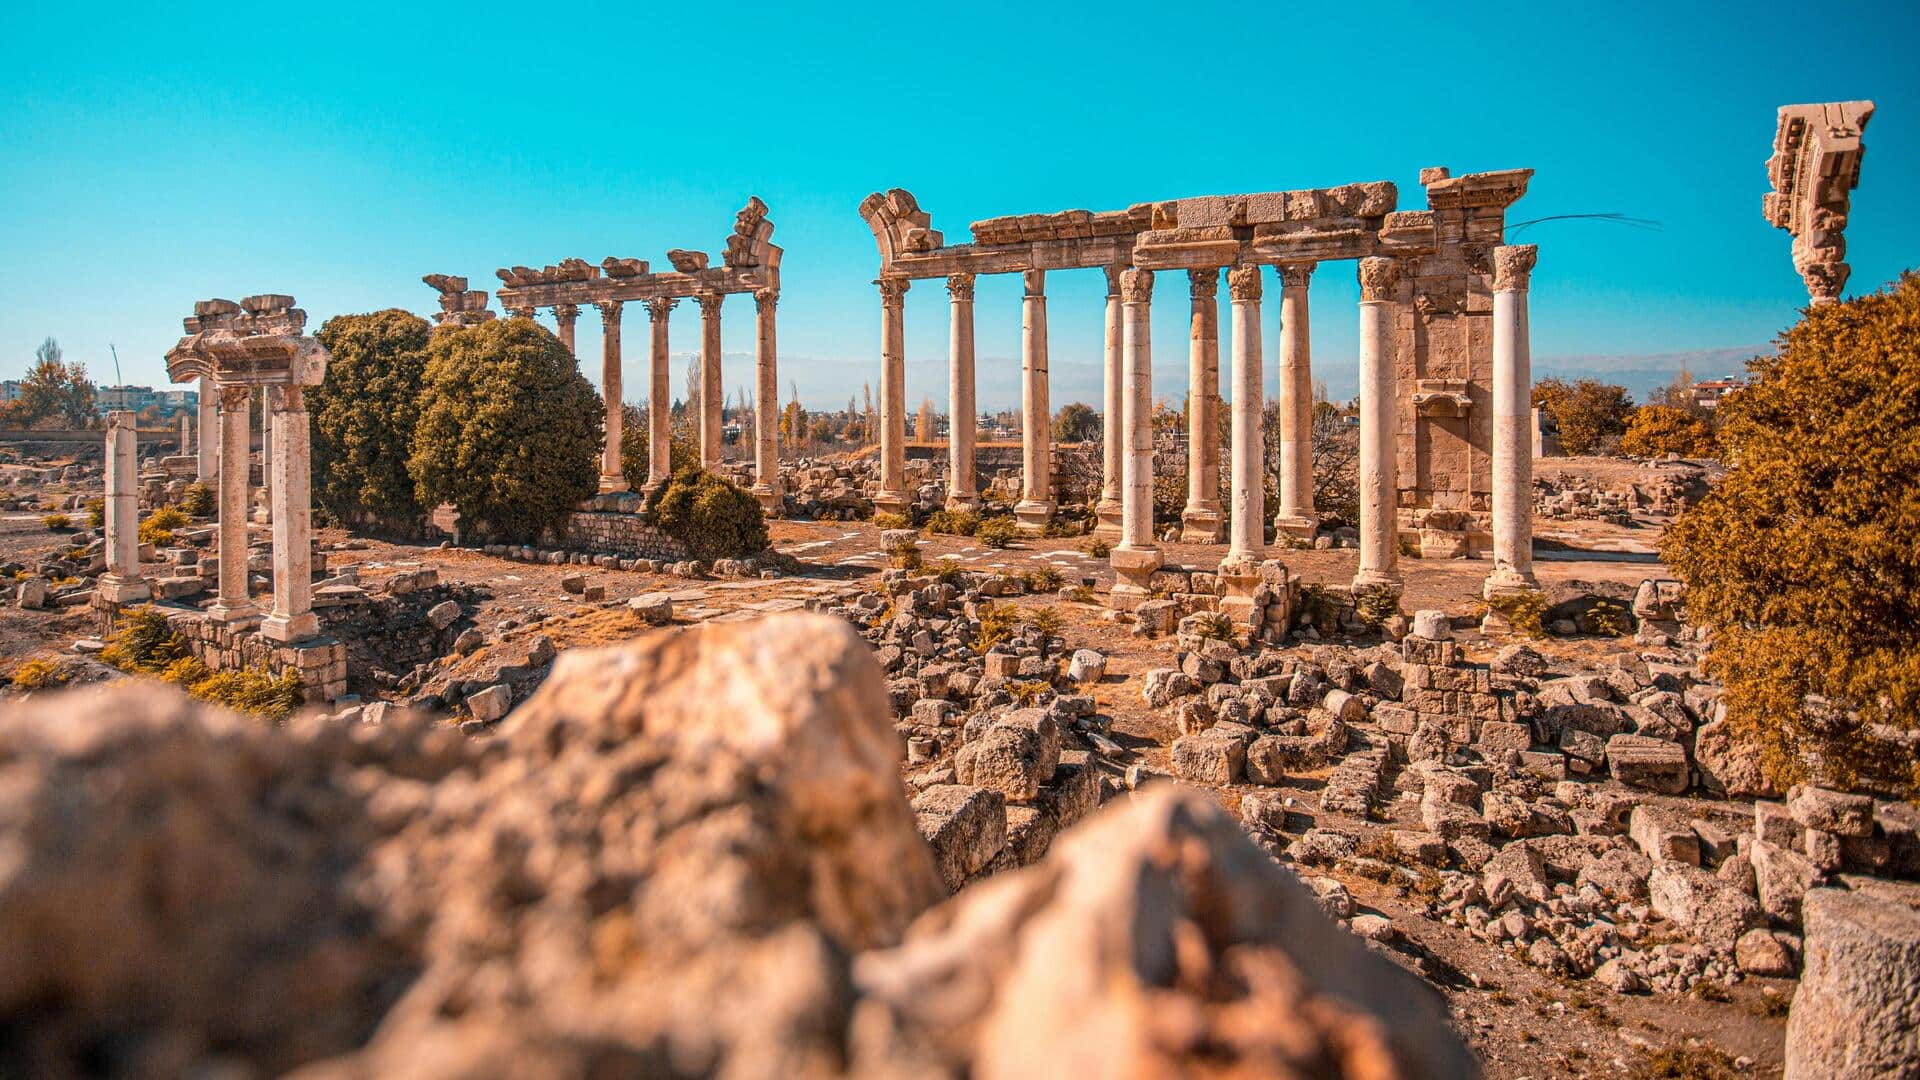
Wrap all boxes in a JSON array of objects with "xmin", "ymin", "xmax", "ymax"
[
  {"xmin": 875, "ymin": 245, "xmax": 1539, "ymax": 604},
  {"xmin": 523, "ymin": 292, "xmax": 783, "ymax": 509}
]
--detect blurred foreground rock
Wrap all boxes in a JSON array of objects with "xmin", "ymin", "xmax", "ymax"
[{"xmin": 0, "ymin": 614, "xmax": 1475, "ymax": 1079}]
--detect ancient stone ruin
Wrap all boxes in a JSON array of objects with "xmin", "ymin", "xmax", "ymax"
[
  {"xmin": 1764, "ymin": 100, "xmax": 1875, "ymax": 306},
  {"xmin": 860, "ymin": 170, "xmax": 1541, "ymax": 605},
  {"xmin": 426, "ymin": 196, "xmax": 785, "ymax": 510}
]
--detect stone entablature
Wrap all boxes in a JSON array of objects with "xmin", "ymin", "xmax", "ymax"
[{"xmin": 1764, "ymin": 100, "xmax": 1874, "ymax": 305}]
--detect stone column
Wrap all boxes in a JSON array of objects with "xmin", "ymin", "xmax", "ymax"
[
  {"xmin": 255, "ymin": 390, "xmax": 272, "ymax": 524},
  {"xmin": 1181, "ymin": 268, "xmax": 1223, "ymax": 541},
  {"xmin": 1219, "ymin": 267, "xmax": 1266, "ymax": 623},
  {"xmin": 98, "ymin": 410, "xmax": 148, "ymax": 604},
  {"xmin": 196, "ymin": 376, "xmax": 217, "ymax": 481},
  {"xmin": 1095, "ymin": 266, "xmax": 1126, "ymax": 539},
  {"xmin": 178, "ymin": 412, "xmax": 190, "ymax": 456},
  {"xmin": 1486, "ymin": 244, "xmax": 1540, "ymax": 599},
  {"xmin": 1274, "ymin": 263, "xmax": 1318, "ymax": 539},
  {"xmin": 698, "ymin": 292, "xmax": 724, "ymax": 469},
  {"xmin": 1354, "ymin": 257, "xmax": 1403, "ymax": 591},
  {"xmin": 1016, "ymin": 269, "xmax": 1053, "ymax": 530},
  {"xmin": 752, "ymin": 289, "xmax": 782, "ymax": 511},
  {"xmin": 596, "ymin": 301, "xmax": 627, "ymax": 493},
  {"xmin": 208, "ymin": 384, "xmax": 257, "ymax": 624},
  {"xmin": 946, "ymin": 273, "xmax": 979, "ymax": 510},
  {"xmin": 1110, "ymin": 268, "xmax": 1161, "ymax": 608},
  {"xmin": 875, "ymin": 278, "xmax": 909, "ymax": 513},
  {"xmin": 261, "ymin": 385, "xmax": 317, "ymax": 643},
  {"xmin": 645, "ymin": 297, "xmax": 677, "ymax": 491},
  {"xmin": 553, "ymin": 303, "xmax": 579, "ymax": 356}
]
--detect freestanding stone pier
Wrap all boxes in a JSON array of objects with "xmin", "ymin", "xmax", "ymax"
[
  {"xmin": 1485, "ymin": 245, "xmax": 1539, "ymax": 599},
  {"xmin": 96, "ymin": 410, "xmax": 148, "ymax": 606}
]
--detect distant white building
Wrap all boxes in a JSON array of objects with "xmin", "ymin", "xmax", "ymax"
[
  {"xmin": 97, "ymin": 385, "xmax": 160, "ymax": 413},
  {"xmin": 0, "ymin": 380, "xmax": 20, "ymax": 403}
]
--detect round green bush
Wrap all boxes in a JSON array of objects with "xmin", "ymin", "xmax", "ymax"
[
  {"xmin": 313, "ymin": 310, "xmax": 434, "ymax": 533},
  {"xmin": 409, "ymin": 318, "xmax": 602, "ymax": 544},
  {"xmin": 648, "ymin": 467, "xmax": 769, "ymax": 561}
]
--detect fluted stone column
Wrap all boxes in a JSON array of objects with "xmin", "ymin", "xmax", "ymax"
[
  {"xmin": 1095, "ymin": 265, "xmax": 1126, "ymax": 539},
  {"xmin": 1354, "ymin": 257, "xmax": 1403, "ymax": 591},
  {"xmin": 1016, "ymin": 269, "xmax": 1053, "ymax": 530},
  {"xmin": 1274, "ymin": 263, "xmax": 1317, "ymax": 538},
  {"xmin": 946, "ymin": 273, "xmax": 979, "ymax": 510},
  {"xmin": 752, "ymin": 289, "xmax": 781, "ymax": 511},
  {"xmin": 262, "ymin": 385, "xmax": 317, "ymax": 643},
  {"xmin": 553, "ymin": 303, "xmax": 579, "ymax": 355},
  {"xmin": 596, "ymin": 301, "xmax": 627, "ymax": 493},
  {"xmin": 208, "ymin": 384, "xmax": 257, "ymax": 624},
  {"xmin": 643, "ymin": 297, "xmax": 676, "ymax": 491},
  {"xmin": 1181, "ymin": 268, "xmax": 1223, "ymax": 541},
  {"xmin": 1486, "ymin": 244, "xmax": 1540, "ymax": 599},
  {"xmin": 196, "ymin": 376, "xmax": 217, "ymax": 481},
  {"xmin": 698, "ymin": 293, "xmax": 724, "ymax": 469},
  {"xmin": 1110, "ymin": 268, "xmax": 1160, "ymax": 608},
  {"xmin": 98, "ymin": 410, "xmax": 147, "ymax": 605},
  {"xmin": 875, "ymin": 278, "xmax": 909, "ymax": 513}
]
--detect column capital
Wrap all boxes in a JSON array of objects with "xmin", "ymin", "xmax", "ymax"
[
  {"xmin": 218, "ymin": 383, "xmax": 251, "ymax": 410},
  {"xmin": 1358, "ymin": 257, "xmax": 1402, "ymax": 302},
  {"xmin": 754, "ymin": 288, "xmax": 779, "ymax": 313},
  {"xmin": 1227, "ymin": 265, "xmax": 1262, "ymax": 301},
  {"xmin": 877, "ymin": 278, "xmax": 910, "ymax": 305},
  {"xmin": 594, "ymin": 299, "xmax": 623, "ymax": 322},
  {"xmin": 1120, "ymin": 267, "xmax": 1154, "ymax": 304},
  {"xmin": 1277, "ymin": 262, "xmax": 1317, "ymax": 289},
  {"xmin": 1803, "ymin": 261, "xmax": 1848, "ymax": 304},
  {"xmin": 1104, "ymin": 265, "xmax": 1127, "ymax": 298},
  {"xmin": 504, "ymin": 303, "xmax": 536, "ymax": 319},
  {"xmin": 644, "ymin": 296, "xmax": 678, "ymax": 321},
  {"xmin": 1492, "ymin": 244, "xmax": 1538, "ymax": 292},
  {"xmin": 946, "ymin": 272, "xmax": 975, "ymax": 301},
  {"xmin": 1188, "ymin": 267, "xmax": 1220, "ymax": 299},
  {"xmin": 696, "ymin": 292, "xmax": 724, "ymax": 317},
  {"xmin": 1022, "ymin": 268, "xmax": 1045, "ymax": 297},
  {"xmin": 551, "ymin": 302, "xmax": 580, "ymax": 321},
  {"xmin": 267, "ymin": 384, "xmax": 306, "ymax": 413}
]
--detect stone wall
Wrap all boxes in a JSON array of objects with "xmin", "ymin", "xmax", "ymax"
[
  {"xmin": 558, "ymin": 495, "xmax": 691, "ymax": 560},
  {"xmin": 168, "ymin": 610, "xmax": 347, "ymax": 702}
]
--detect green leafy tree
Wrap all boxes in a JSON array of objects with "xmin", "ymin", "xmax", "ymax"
[
  {"xmin": 619, "ymin": 402, "xmax": 698, "ymax": 486},
  {"xmin": 13, "ymin": 339, "xmax": 96, "ymax": 429},
  {"xmin": 409, "ymin": 318, "xmax": 601, "ymax": 543},
  {"xmin": 1051, "ymin": 402, "xmax": 1100, "ymax": 443},
  {"xmin": 1620, "ymin": 404, "xmax": 1716, "ymax": 458},
  {"xmin": 1663, "ymin": 273, "xmax": 1920, "ymax": 793},
  {"xmin": 648, "ymin": 467, "xmax": 768, "ymax": 560},
  {"xmin": 311, "ymin": 310, "xmax": 432, "ymax": 533},
  {"xmin": 1532, "ymin": 377, "xmax": 1634, "ymax": 456}
]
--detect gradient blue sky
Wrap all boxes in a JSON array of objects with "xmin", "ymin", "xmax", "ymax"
[{"xmin": 2, "ymin": 1, "xmax": 1914, "ymax": 411}]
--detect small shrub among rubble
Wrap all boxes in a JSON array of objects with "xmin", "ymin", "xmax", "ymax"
[
  {"xmin": 1624, "ymin": 1044, "xmax": 1743, "ymax": 1080},
  {"xmin": 100, "ymin": 606, "xmax": 191, "ymax": 672},
  {"xmin": 1188, "ymin": 611, "xmax": 1237, "ymax": 645},
  {"xmin": 929, "ymin": 558, "xmax": 966, "ymax": 587},
  {"xmin": 180, "ymin": 482, "xmax": 215, "ymax": 518},
  {"xmin": 1022, "ymin": 605, "xmax": 1064, "ymax": 638},
  {"xmin": 975, "ymin": 516, "xmax": 1017, "ymax": 548},
  {"xmin": 41, "ymin": 514, "xmax": 71, "ymax": 530},
  {"xmin": 1485, "ymin": 589, "xmax": 1549, "ymax": 637},
  {"xmin": 1021, "ymin": 567, "xmax": 1063, "ymax": 593},
  {"xmin": 1083, "ymin": 536, "xmax": 1111, "ymax": 557},
  {"xmin": 1352, "ymin": 583, "xmax": 1402, "ymax": 628},
  {"xmin": 650, "ymin": 467, "xmax": 769, "ymax": 561},
  {"xmin": 925, "ymin": 508, "xmax": 980, "ymax": 536},
  {"xmin": 84, "ymin": 498, "xmax": 104, "ymax": 529},
  {"xmin": 139, "ymin": 506, "xmax": 189, "ymax": 547},
  {"xmin": 885, "ymin": 533, "xmax": 923, "ymax": 571},
  {"xmin": 8, "ymin": 658, "xmax": 65, "ymax": 689},
  {"xmin": 973, "ymin": 601, "xmax": 1016, "ymax": 653},
  {"xmin": 870, "ymin": 511, "xmax": 910, "ymax": 530}
]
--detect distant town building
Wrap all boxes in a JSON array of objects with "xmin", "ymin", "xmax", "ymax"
[
  {"xmin": 94, "ymin": 385, "xmax": 197, "ymax": 416},
  {"xmin": 0, "ymin": 380, "xmax": 19, "ymax": 403},
  {"xmin": 1689, "ymin": 378, "xmax": 1743, "ymax": 411}
]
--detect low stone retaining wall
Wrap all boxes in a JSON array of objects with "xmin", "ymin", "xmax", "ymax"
[
  {"xmin": 167, "ymin": 610, "xmax": 348, "ymax": 702},
  {"xmin": 561, "ymin": 506, "xmax": 689, "ymax": 561}
]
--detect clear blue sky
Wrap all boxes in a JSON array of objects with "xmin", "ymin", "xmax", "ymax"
[{"xmin": 2, "ymin": 1, "xmax": 1914, "ymax": 412}]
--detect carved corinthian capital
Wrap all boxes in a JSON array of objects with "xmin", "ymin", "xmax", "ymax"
[
  {"xmin": 877, "ymin": 278, "xmax": 910, "ymax": 306},
  {"xmin": 1120, "ymin": 268, "xmax": 1154, "ymax": 305},
  {"xmin": 1278, "ymin": 263, "xmax": 1316, "ymax": 290},
  {"xmin": 219, "ymin": 384, "xmax": 252, "ymax": 411},
  {"xmin": 1187, "ymin": 268, "xmax": 1219, "ymax": 299},
  {"xmin": 645, "ymin": 296, "xmax": 678, "ymax": 321},
  {"xmin": 1801, "ymin": 262, "xmax": 1848, "ymax": 304},
  {"xmin": 696, "ymin": 293, "xmax": 724, "ymax": 318},
  {"xmin": 1492, "ymin": 245, "xmax": 1539, "ymax": 292},
  {"xmin": 1104, "ymin": 265, "xmax": 1127, "ymax": 298},
  {"xmin": 551, "ymin": 303, "xmax": 579, "ymax": 322},
  {"xmin": 755, "ymin": 288, "xmax": 779, "ymax": 313},
  {"xmin": 1357, "ymin": 257, "xmax": 1401, "ymax": 302},
  {"xmin": 1226, "ymin": 265, "xmax": 1262, "ymax": 302},
  {"xmin": 594, "ymin": 299, "xmax": 623, "ymax": 323},
  {"xmin": 946, "ymin": 273, "xmax": 975, "ymax": 301},
  {"xmin": 504, "ymin": 303, "xmax": 536, "ymax": 319}
]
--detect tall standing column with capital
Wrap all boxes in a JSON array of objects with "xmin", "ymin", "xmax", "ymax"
[
  {"xmin": 1110, "ymin": 268, "xmax": 1161, "ymax": 608},
  {"xmin": 1353, "ymin": 257, "xmax": 1403, "ymax": 591},
  {"xmin": 1274, "ymin": 263, "xmax": 1318, "ymax": 538},
  {"xmin": 1223, "ymin": 267, "xmax": 1266, "ymax": 566},
  {"xmin": 698, "ymin": 293, "xmax": 724, "ymax": 469},
  {"xmin": 1095, "ymin": 266, "xmax": 1126, "ymax": 538},
  {"xmin": 1486, "ymin": 244, "xmax": 1540, "ymax": 599},
  {"xmin": 553, "ymin": 303, "xmax": 579, "ymax": 356},
  {"xmin": 98, "ymin": 410, "xmax": 148, "ymax": 605},
  {"xmin": 946, "ymin": 273, "xmax": 979, "ymax": 510},
  {"xmin": 262, "ymin": 385, "xmax": 318, "ymax": 643},
  {"xmin": 1181, "ymin": 268, "xmax": 1223, "ymax": 541},
  {"xmin": 1016, "ymin": 269, "xmax": 1054, "ymax": 530},
  {"xmin": 596, "ymin": 301, "xmax": 627, "ymax": 493},
  {"xmin": 208, "ymin": 384, "xmax": 258, "ymax": 624},
  {"xmin": 196, "ymin": 375, "xmax": 218, "ymax": 481},
  {"xmin": 644, "ymin": 297, "xmax": 677, "ymax": 491},
  {"xmin": 752, "ymin": 289, "xmax": 782, "ymax": 511},
  {"xmin": 875, "ymin": 279, "xmax": 909, "ymax": 513}
]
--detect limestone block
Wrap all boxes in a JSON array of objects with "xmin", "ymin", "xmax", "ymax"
[
  {"xmin": 1786, "ymin": 886, "xmax": 1920, "ymax": 1080},
  {"xmin": 1066, "ymin": 649, "xmax": 1106, "ymax": 685},
  {"xmin": 1606, "ymin": 734, "xmax": 1690, "ymax": 794},
  {"xmin": 1786, "ymin": 784, "xmax": 1874, "ymax": 838},
  {"xmin": 1649, "ymin": 860, "xmax": 1764, "ymax": 951},
  {"xmin": 465, "ymin": 683, "xmax": 511, "ymax": 723},
  {"xmin": 426, "ymin": 600, "xmax": 461, "ymax": 630},
  {"xmin": 1630, "ymin": 806, "xmax": 1701, "ymax": 866},
  {"xmin": 627, "ymin": 592, "xmax": 673, "ymax": 625},
  {"xmin": 954, "ymin": 709, "xmax": 1061, "ymax": 803},
  {"xmin": 1171, "ymin": 725, "xmax": 1249, "ymax": 785},
  {"xmin": 913, "ymin": 783, "xmax": 1008, "ymax": 893},
  {"xmin": 1752, "ymin": 839, "xmax": 1822, "ymax": 927}
]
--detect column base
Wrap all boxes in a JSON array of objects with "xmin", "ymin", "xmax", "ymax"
[
  {"xmin": 1216, "ymin": 555, "xmax": 1264, "ymax": 627},
  {"xmin": 599, "ymin": 475, "xmax": 631, "ymax": 494},
  {"xmin": 1482, "ymin": 569, "xmax": 1540, "ymax": 600},
  {"xmin": 1351, "ymin": 568, "xmax": 1403, "ymax": 591},
  {"xmin": 1093, "ymin": 498, "xmax": 1124, "ymax": 540},
  {"xmin": 1179, "ymin": 504, "xmax": 1223, "ymax": 543},
  {"xmin": 206, "ymin": 601, "xmax": 261, "ymax": 626},
  {"xmin": 261, "ymin": 611, "xmax": 321, "ymax": 644},
  {"xmin": 945, "ymin": 491, "xmax": 981, "ymax": 512},
  {"xmin": 872, "ymin": 490, "xmax": 910, "ymax": 515},
  {"xmin": 1108, "ymin": 545, "xmax": 1162, "ymax": 611},
  {"xmin": 1013, "ymin": 500, "xmax": 1055, "ymax": 533},
  {"xmin": 96, "ymin": 576, "xmax": 150, "ymax": 605},
  {"xmin": 1272, "ymin": 513, "xmax": 1317, "ymax": 541},
  {"xmin": 751, "ymin": 484, "xmax": 783, "ymax": 514}
]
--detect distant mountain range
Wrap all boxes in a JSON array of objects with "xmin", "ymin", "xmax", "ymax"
[{"xmin": 1532, "ymin": 345, "xmax": 1770, "ymax": 400}]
